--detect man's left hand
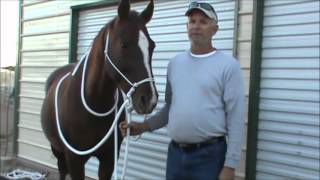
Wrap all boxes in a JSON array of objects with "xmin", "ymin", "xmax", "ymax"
[{"xmin": 219, "ymin": 167, "xmax": 235, "ymax": 180}]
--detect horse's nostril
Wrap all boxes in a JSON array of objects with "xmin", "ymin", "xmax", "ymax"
[{"xmin": 140, "ymin": 95, "xmax": 147, "ymax": 106}]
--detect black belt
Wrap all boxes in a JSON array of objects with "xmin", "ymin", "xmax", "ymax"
[{"xmin": 171, "ymin": 136, "xmax": 225, "ymax": 151}]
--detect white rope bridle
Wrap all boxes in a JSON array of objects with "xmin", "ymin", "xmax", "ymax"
[{"xmin": 54, "ymin": 31, "xmax": 154, "ymax": 180}]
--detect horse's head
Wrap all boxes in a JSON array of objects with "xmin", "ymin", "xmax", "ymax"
[{"xmin": 106, "ymin": 0, "xmax": 158, "ymax": 114}]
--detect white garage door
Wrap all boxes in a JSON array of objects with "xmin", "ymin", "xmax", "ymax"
[{"xmin": 76, "ymin": 0, "xmax": 236, "ymax": 179}]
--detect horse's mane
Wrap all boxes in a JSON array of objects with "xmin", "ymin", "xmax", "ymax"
[{"xmin": 94, "ymin": 10, "xmax": 141, "ymax": 44}]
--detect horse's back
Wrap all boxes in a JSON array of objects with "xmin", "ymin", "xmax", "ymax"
[{"xmin": 45, "ymin": 63, "xmax": 76, "ymax": 94}]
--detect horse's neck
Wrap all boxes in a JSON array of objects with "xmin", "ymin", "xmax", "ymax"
[{"xmin": 82, "ymin": 28, "xmax": 117, "ymax": 108}]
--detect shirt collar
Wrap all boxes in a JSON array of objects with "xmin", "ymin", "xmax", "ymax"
[{"xmin": 189, "ymin": 50, "xmax": 217, "ymax": 58}]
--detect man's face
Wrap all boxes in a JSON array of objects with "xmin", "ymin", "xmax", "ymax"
[{"xmin": 187, "ymin": 10, "xmax": 218, "ymax": 46}]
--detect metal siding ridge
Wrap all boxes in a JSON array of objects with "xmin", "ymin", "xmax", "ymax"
[
  {"xmin": 258, "ymin": 131, "xmax": 319, "ymax": 148},
  {"xmin": 21, "ymin": 30, "xmax": 69, "ymax": 37},
  {"xmin": 17, "ymin": 155, "xmax": 57, "ymax": 169},
  {"xmin": 263, "ymin": 12, "xmax": 319, "ymax": 26},
  {"xmin": 22, "ymin": 50, "xmax": 69, "ymax": 56},
  {"xmin": 257, "ymin": 150, "xmax": 319, "ymax": 171},
  {"xmin": 263, "ymin": 23, "xmax": 320, "ymax": 37},
  {"xmin": 261, "ymin": 47, "xmax": 319, "ymax": 59},
  {"xmin": 261, "ymin": 58, "xmax": 320, "ymax": 69},
  {"xmin": 19, "ymin": 113, "xmax": 41, "ymax": 123},
  {"xmin": 21, "ymin": 47, "xmax": 70, "ymax": 52},
  {"xmin": 260, "ymin": 69, "xmax": 319, "ymax": 80},
  {"xmin": 258, "ymin": 141, "xmax": 320, "ymax": 160},
  {"xmin": 23, "ymin": 1, "xmax": 91, "ymax": 20},
  {"xmin": 118, "ymin": 150, "xmax": 166, "ymax": 168},
  {"xmin": 19, "ymin": 129, "xmax": 49, "ymax": 145},
  {"xmin": 117, "ymin": 160, "xmax": 165, "ymax": 177},
  {"xmin": 17, "ymin": 139, "xmax": 51, "ymax": 151},
  {"xmin": 18, "ymin": 109, "xmax": 42, "ymax": 116},
  {"xmin": 23, "ymin": 12, "xmax": 71, "ymax": 22},
  {"xmin": 259, "ymin": 110, "xmax": 319, "ymax": 126},
  {"xmin": 258, "ymin": 120, "xmax": 319, "ymax": 137},
  {"xmin": 259, "ymin": 99, "xmax": 319, "ymax": 115},
  {"xmin": 264, "ymin": 0, "xmax": 316, "ymax": 7},
  {"xmin": 261, "ymin": 79, "xmax": 319, "ymax": 91},
  {"xmin": 23, "ymin": 15, "xmax": 70, "ymax": 35},
  {"xmin": 256, "ymin": 160, "xmax": 318, "ymax": 179},
  {"xmin": 256, "ymin": 172, "xmax": 287, "ymax": 180},
  {"xmin": 260, "ymin": 89, "xmax": 319, "ymax": 102},
  {"xmin": 20, "ymin": 64, "xmax": 66, "ymax": 68},
  {"xmin": 22, "ymin": 0, "xmax": 48, "ymax": 7},
  {"xmin": 122, "ymin": 138, "xmax": 169, "ymax": 153},
  {"xmin": 264, "ymin": 1, "xmax": 319, "ymax": 16},
  {"xmin": 19, "ymin": 94, "xmax": 45, "ymax": 100},
  {"xmin": 21, "ymin": 48, "xmax": 69, "ymax": 52},
  {"xmin": 262, "ymin": 34, "xmax": 320, "ymax": 48},
  {"xmin": 20, "ymin": 78, "xmax": 46, "ymax": 83},
  {"xmin": 18, "ymin": 124, "xmax": 43, "ymax": 132}
]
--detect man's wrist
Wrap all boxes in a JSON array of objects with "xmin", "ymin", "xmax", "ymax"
[
  {"xmin": 223, "ymin": 166, "xmax": 235, "ymax": 171},
  {"xmin": 142, "ymin": 121, "xmax": 151, "ymax": 132}
]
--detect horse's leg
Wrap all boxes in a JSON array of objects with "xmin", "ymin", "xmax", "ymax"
[
  {"xmin": 97, "ymin": 154, "xmax": 114, "ymax": 180},
  {"xmin": 97, "ymin": 137, "xmax": 123, "ymax": 179},
  {"xmin": 51, "ymin": 146, "xmax": 68, "ymax": 180},
  {"xmin": 65, "ymin": 151, "xmax": 88, "ymax": 180},
  {"xmin": 98, "ymin": 102, "xmax": 125, "ymax": 180}
]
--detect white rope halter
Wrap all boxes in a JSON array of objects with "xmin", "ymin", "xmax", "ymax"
[{"xmin": 54, "ymin": 31, "xmax": 154, "ymax": 180}]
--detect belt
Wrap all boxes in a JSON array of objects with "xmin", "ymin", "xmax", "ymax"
[{"xmin": 171, "ymin": 136, "xmax": 225, "ymax": 151}]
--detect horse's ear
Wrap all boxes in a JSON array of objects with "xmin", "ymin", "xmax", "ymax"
[
  {"xmin": 118, "ymin": 0, "xmax": 130, "ymax": 20},
  {"xmin": 140, "ymin": 0, "xmax": 154, "ymax": 24}
]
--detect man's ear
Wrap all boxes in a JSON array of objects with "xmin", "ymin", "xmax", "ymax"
[{"xmin": 213, "ymin": 24, "xmax": 219, "ymax": 34}]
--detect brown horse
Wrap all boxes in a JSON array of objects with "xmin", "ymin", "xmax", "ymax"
[{"xmin": 41, "ymin": 0, "xmax": 158, "ymax": 179}]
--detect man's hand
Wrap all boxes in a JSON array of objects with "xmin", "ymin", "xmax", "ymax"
[
  {"xmin": 119, "ymin": 121, "xmax": 150, "ymax": 137},
  {"xmin": 219, "ymin": 167, "xmax": 235, "ymax": 180}
]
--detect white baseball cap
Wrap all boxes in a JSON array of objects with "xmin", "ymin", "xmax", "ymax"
[{"xmin": 185, "ymin": 2, "xmax": 218, "ymax": 23}]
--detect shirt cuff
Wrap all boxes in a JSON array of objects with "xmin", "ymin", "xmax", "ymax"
[{"xmin": 224, "ymin": 157, "xmax": 239, "ymax": 169}]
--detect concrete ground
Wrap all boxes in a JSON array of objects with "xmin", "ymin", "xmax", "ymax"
[
  {"xmin": 0, "ymin": 157, "xmax": 94, "ymax": 180},
  {"xmin": 0, "ymin": 157, "xmax": 61, "ymax": 180}
]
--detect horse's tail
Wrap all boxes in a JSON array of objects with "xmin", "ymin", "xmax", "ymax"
[{"xmin": 45, "ymin": 63, "xmax": 76, "ymax": 95}]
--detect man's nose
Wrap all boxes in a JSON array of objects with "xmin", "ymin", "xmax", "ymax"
[{"xmin": 192, "ymin": 22, "xmax": 200, "ymax": 29}]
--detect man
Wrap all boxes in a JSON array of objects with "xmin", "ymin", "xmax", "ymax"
[{"xmin": 120, "ymin": 2, "xmax": 246, "ymax": 180}]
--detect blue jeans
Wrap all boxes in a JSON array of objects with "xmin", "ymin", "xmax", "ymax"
[{"xmin": 166, "ymin": 139, "xmax": 227, "ymax": 180}]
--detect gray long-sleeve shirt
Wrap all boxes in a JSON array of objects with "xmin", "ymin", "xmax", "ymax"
[{"xmin": 146, "ymin": 50, "xmax": 246, "ymax": 168}]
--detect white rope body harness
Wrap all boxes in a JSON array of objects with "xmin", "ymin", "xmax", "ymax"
[{"xmin": 54, "ymin": 32, "xmax": 154, "ymax": 180}]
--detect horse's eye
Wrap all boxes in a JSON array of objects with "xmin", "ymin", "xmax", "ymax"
[{"xmin": 121, "ymin": 42, "xmax": 128, "ymax": 48}]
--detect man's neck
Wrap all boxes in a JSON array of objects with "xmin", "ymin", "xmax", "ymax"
[{"xmin": 190, "ymin": 44, "xmax": 216, "ymax": 55}]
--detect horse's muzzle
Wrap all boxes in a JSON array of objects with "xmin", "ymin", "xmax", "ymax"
[{"xmin": 133, "ymin": 92, "xmax": 158, "ymax": 114}]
